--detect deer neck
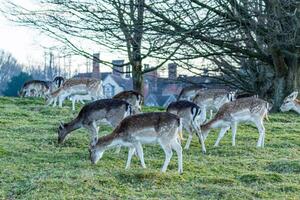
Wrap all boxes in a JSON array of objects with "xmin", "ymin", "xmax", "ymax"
[
  {"xmin": 97, "ymin": 133, "xmax": 121, "ymax": 150},
  {"xmin": 292, "ymin": 100, "xmax": 300, "ymax": 114},
  {"xmin": 64, "ymin": 117, "xmax": 82, "ymax": 135}
]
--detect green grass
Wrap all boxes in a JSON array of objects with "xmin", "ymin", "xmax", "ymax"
[{"xmin": 0, "ymin": 97, "xmax": 299, "ymax": 199}]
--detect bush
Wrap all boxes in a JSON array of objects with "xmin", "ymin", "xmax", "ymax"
[{"xmin": 2, "ymin": 72, "xmax": 32, "ymax": 97}]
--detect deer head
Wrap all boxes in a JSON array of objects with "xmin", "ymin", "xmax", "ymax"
[
  {"xmin": 57, "ymin": 121, "xmax": 68, "ymax": 144},
  {"xmin": 280, "ymin": 91, "xmax": 298, "ymax": 112}
]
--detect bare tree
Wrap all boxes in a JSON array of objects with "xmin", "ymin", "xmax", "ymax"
[
  {"xmin": 2, "ymin": 0, "xmax": 183, "ymax": 93},
  {"xmin": 146, "ymin": 0, "xmax": 300, "ymax": 110}
]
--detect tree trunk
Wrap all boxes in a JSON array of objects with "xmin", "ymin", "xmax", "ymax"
[
  {"xmin": 132, "ymin": 61, "xmax": 144, "ymax": 94},
  {"xmin": 270, "ymin": 47, "xmax": 300, "ymax": 111}
]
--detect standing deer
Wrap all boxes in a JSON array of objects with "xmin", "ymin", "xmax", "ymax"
[
  {"xmin": 201, "ymin": 97, "xmax": 269, "ymax": 148},
  {"xmin": 192, "ymin": 88, "xmax": 236, "ymax": 119},
  {"xmin": 113, "ymin": 90, "xmax": 143, "ymax": 114},
  {"xmin": 280, "ymin": 91, "xmax": 300, "ymax": 114},
  {"xmin": 167, "ymin": 100, "xmax": 207, "ymax": 152},
  {"xmin": 177, "ymin": 85, "xmax": 206, "ymax": 101},
  {"xmin": 58, "ymin": 99, "xmax": 132, "ymax": 145},
  {"xmin": 47, "ymin": 78, "xmax": 103, "ymax": 108},
  {"xmin": 89, "ymin": 112, "xmax": 183, "ymax": 174}
]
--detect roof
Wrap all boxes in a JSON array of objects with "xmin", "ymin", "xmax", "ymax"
[
  {"xmin": 108, "ymin": 74, "xmax": 133, "ymax": 90},
  {"xmin": 74, "ymin": 72, "xmax": 111, "ymax": 81}
]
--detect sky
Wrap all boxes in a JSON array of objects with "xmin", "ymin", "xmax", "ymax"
[{"xmin": 0, "ymin": 0, "xmax": 192, "ymax": 77}]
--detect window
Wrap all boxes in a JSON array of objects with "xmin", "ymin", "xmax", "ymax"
[{"xmin": 104, "ymin": 83, "xmax": 115, "ymax": 98}]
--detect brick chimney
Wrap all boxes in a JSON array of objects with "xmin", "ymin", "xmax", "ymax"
[
  {"xmin": 112, "ymin": 59, "xmax": 125, "ymax": 78},
  {"xmin": 168, "ymin": 63, "xmax": 177, "ymax": 80},
  {"xmin": 92, "ymin": 53, "xmax": 100, "ymax": 78}
]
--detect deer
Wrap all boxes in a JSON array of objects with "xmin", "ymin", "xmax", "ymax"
[
  {"xmin": 19, "ymin": 80, "xmax": 51, "ymax": 98},
  {"xmin": 89, "ymin": 112, "xmax": 183, "ymax": 174},
  {"xmin": 280, "ymin": 91, "xmax": 300, "ymax": 114},
  {"xmin": 167, "ymin": 100, "xmax": 207, "ymax": 152},
  {"xmin": 69, "ymin": 93, "xmax": 93, "ymax": 111},
  {"xmin": 177, "ymin": 85, "xmax": 206, "ymax": 101},
  {"xmin": 53, "ymin": 76, "xmax": 65, "ymax": 89},
  {"xmin": 47, "ymin": 78, "xmax": 103, "ymax": 108},
  {"xmin": 192, "ymin": 88, "xmax": 236, "ymax": 119},
  {"xmin": 200, "ymin": 97, "xmax": 269, "ymax": 148},
  {"xmin": 58, "ymin": 99, "xmax": 132, "ymax": 145},
  {"xmin": 113, "ymin": 90, "xmax": 143, "ymax": 114}
]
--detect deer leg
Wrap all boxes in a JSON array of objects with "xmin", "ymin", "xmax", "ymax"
[
  {"xmin": 134, "ymin": 142, "xmax": 146, "ymax": 168},
  {"xmin": 80, "ymin": 99, "xmax": 85, "ymax": 104},
  {"xmin": 231, "ymin": 122, "xmax": 237, "ymax": 146},
  {"xmin": 209, "ymin": 109, "xmax": 213, "ymax": 119},
  {"xmin": 58, "ymin": 96, "xmax": 63, "ymax": 108},
  {"xmin": 254, "ymin": 119, "xmax": 265, "ymax": 148},
  {"xmin": 171, "ymin": 139, "xmax": 183, "ymax": 174},
  {"xmin": 115, "ymin": 146, "xmax": 121, "ymax": 154},
  {"xmin": 125, "ymin": 147, "xmax": 136, "ymax": 169},
  {"xmin": 160, "ymin": 142, "xmax": 173, "ymax": 173},
  {"xmin": 184, "ymin": 125, "xmax": 193, "ymax": 150},
  {"xmin": 86, "ymin": 121, "xmax": 98, "ymax": 146},
  {"xmin": 52, "ymin": 98, "xmax": 57, "ymax": 107},
  {"xmin": 72, "ymin": 99, "xmax": 76, "ymax": 111},
  {"xmin": 214, "ymin": 126, "xmax": 230, "ymax": 147},
  {"xmin": 192, "ymin": 122, "xmax": 206, "ymax": 153}
]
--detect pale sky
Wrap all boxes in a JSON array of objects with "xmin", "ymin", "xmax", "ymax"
[{"xmin": 0, "ymin": 0, "xmax": 194, "ymax": 77}]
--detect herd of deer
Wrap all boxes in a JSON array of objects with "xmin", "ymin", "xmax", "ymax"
[{"xmin": 20, "ymin": 77, "xmax": 300, "ymax": 174}]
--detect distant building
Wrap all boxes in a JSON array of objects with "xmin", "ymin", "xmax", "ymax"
[
  {"xmin": 92, "ymin": 53, "xmax": 100, "ymax": 79},
  {"xmin": 112, "ymin": 60, "xmax": 125, "ymax": 78},
  {"xmin": 144, "ymin": 94, "xmax": 177, "ymax": 107},
  {"xmin": 102, "ymin": 74, "xmax": 133, "ymax": 98},
  {"xmin": 168, "ymin": 63, "xmax": 177, "ymax": 80}
]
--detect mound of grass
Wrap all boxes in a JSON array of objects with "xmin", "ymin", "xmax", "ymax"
[{"xmin": 0, "ymin": 97, "xmax": 300, "ymax": 199}]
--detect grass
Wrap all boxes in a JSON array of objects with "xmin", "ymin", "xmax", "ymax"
[{"xmin": 0, "ymin": 97, "xmax": 299, "ymax": 199}]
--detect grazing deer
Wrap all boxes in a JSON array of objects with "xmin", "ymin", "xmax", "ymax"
[
  {"xmin": 178, "ymin": 85, "xmax": 206, "ymax": 101},
  {"xmin": 89, "ymin": 112, "xmax": 183, "ymax": 174},
  {"xmin": 70, "ymin": 93, "xmax": 93, "ymax": 111},
  {"xmin": 201, "ymin": 97, "xmax": 269, "ymax": 148},
  {"xmin": 47, "ymin": 78, "xmax": 103, "ymax": 108},
  {"xmin": 58, "ymin": 99, "xmax": 132, "ymax": 145},
  {"xmin": 280, "ymin": 91, "xmax": 300, "ymax": 114},
  {"xmin": 113, "ymin": 90, "xmax": 143, "ymax": 114},
  {"xmin": 19, "ymin": 80, "xmax": 51, "ymax": 98},
  {"xmin": 192, "ymin": 88, "xmax": 236, "ymax": 119},
  {"xmin": 167, "ymin": 100, "xmax": 207, "ymax": 152}
]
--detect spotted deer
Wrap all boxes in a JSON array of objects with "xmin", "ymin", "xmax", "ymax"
[
  {"xmin": 70, "ymin": 93, "xmax": 93, "ymax": 111},
  {"xmin": 201, "ymin": 97, "xmax": 269, "ymax": 148},
  {"xmin": 47, "ymin": 78, "xmax": 103, "ymax": 108},
  {"xmin": 280, "ymin": 91, "xmax": 300, "ymax": 114},
  {"xmin": 177, "ymin": 85, "xmax": 206, "ymax": 101},
  {"xmin": 113, "ymin": 90, "xmax": 143, "ymax": 114},
  {"xmin": 167, "ymin": 100, "xmax": 207, "ymax": 152},
  {"xmin": 58, "ymin": 99, "xmax": 132, "ymax": 145},
  {"xmin": 192, "ymin": 88, "xmax": 236, "ymax": 119},
  {"xmin": 19, "ymin": 80, "xmax": 50, "ymax": 98},
  {"xmin": 89, "ymin": 112, "xmax": 183, "ymax": 174}
]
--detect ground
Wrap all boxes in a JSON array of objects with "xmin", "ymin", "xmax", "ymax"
[{"xmin": 0, "ymin": 97, "xmax": 299, "ymax": 199}]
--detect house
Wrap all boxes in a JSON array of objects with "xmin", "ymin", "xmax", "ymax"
[
  {"xmin": 144, "ymin": 94, "xmax": 177, "ymax": 107},
  {"xmin": 102, "ymin": 74, "xmax": 133, "ymax": 98}
]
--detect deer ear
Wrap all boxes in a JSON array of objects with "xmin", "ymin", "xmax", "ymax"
[{"xmin": 287, "ymin": 91, "xmax": 298, "ymax": 100}]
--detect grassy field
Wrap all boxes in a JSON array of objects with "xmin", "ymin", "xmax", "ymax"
[{"xmin": 0, "ymin": 97, "xmax": 299, "ymax": 199}]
